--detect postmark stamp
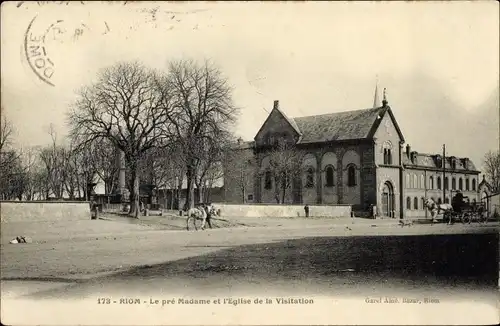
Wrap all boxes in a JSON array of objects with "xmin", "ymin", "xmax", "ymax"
[{"xmin": 24, "ymin": 15, "xmax": 56, "ymax": 86}]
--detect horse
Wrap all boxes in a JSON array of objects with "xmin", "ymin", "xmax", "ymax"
[
  {"xmin": 186, "ymin": 203, "xmax": 218, "ymax": 230},
  {"xmin": 424, "ymin": 198, "xmax": 453, "ymax": 224}
]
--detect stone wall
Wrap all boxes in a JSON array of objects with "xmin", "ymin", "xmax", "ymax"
[
  {"xmin": 0, "ymin": 201, "xmax": 91, "ymax": 223},
  {"xmin": 213, "ymin": 203, "xmax": 352, "ymax": 218}
]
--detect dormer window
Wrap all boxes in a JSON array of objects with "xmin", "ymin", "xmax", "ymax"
[
  {"xmin": 410, "ymin": 151, "xmax": 418, "ymax": 165},
  {"xmin": 435, "ymin": 155, "xmax": 442, "ymax": 168},
  {"xmin": 451, "ymin": 157, "xmax": 457, "ymax": 170}
]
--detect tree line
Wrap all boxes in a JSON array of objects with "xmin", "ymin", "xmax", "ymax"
[{"xmin": 1, "ymin": 59, "xmax": 239, "ymax": 217}]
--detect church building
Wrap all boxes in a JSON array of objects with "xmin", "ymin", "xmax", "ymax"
[{"xmin": 223, "ymin": 89, "xmax": 482, "ymax": 219}]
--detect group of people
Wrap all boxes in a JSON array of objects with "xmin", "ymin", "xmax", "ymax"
[{"xmin": 451, "ymin": 191, "xmax": 468, "ymax": 213}]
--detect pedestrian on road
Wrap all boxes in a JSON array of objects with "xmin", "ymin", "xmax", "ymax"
[{"xmin": 304, "ymin": 204, "xmax": 310, "ymax": 218}]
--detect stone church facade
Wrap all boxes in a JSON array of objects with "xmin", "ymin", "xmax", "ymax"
[{"xmin": 223, "ymin": 97, "xmax": 481, "ymax": 219}]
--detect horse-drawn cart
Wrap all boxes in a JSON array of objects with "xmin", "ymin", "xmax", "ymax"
[
  {"xmin": 425, "ymin": 198, "xmax": 487, "ymax": 225},
  {"xmin": 443, "ymin": 202, "xmax": 487, "ymax": 224}
]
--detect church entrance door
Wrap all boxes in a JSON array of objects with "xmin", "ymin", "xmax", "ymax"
[{"xmin": 381, "ymin": 181, "xmax": 395, "ymax": 218}]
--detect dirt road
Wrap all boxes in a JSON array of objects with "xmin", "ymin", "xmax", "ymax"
[{"xmin": 1, "ymin": 218, "xmax": 498, "ymax": 325}]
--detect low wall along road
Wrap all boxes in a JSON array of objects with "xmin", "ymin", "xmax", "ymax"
[
  {"xmin": 213, "ymin": 203, "xmax": 352, "ymax": 218},
  {"xmin": 0, "ymin": 201, "xmax": 91, "ymax": 223}
]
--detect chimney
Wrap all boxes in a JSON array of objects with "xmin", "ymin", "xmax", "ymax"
[
  {"xmin": 382, "ymin": 88, "xmax": 388, "ymax": 107},
  {"xmin": 462, "ymin": 158, "xmax": 469, "ymax": 170},
  {"xmin": 273, "ymin": 100, "xmax": 279, "ymax": 110},
  {"xmin": 406, "ymin": 144, "xmax": 410, "ymax": 157}
]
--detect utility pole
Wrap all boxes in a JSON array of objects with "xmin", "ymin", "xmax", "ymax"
[{"xmin": 442, "ymin": 144, "xmax": 446, "ymax": 203}]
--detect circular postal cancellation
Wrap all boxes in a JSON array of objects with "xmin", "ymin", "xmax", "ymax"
[{"xmin": 23, "ymin": 13, "xmax": 93, "ymax": 87}]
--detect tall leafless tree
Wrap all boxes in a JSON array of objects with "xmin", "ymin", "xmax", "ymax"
[
  {"xmin": 38, "ymin": 124, "xmax": 67, "ymax": 199},
  {"xmin": 164, "ymin": 59, "xmax": 239, "ymax": 210},
  {"xmin": 68, "ymin": 61, "xmax": 174, "ymax": 217},
  {"xmin": 267, "ymin": 139, "xmax": 302, "ymax": 204},
  {"xmin": 18, "ymin": 146, "xmax": 41, "ymax": 200},
  {"xmin": 62, "ymin": 141, "xmax": 99, "ymax": 200},
  {"xmin": 0, "ymin": 115, "xmax": 19, "ymax": 199},
  {"xmin": 483, "ymin": 150, "xmax": 500, "ymax": 193},
  {"xmin": 92, "ymin": 138, "xmax": 120, "ymax": 196},
  {"xmin": 223, "ymin": 142, "xmax": 256, "ymax": 203},
  {"xmin": 0, "ymin": 113, "xmax": 14, "ymax": 153}
]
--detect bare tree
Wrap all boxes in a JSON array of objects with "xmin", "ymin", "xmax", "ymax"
[
  {"xmin": 0, "ymin": 149, "xmax": 26, "ymax": 200},
  {"xmin": 165, "ymin": 59, "xmax": 239, "ymax": 210},
  {"xmin": 18, "ymin": 146, "xmax": 40, "ymax": 200},
  {"xmin": 63, "ymin": 141, "xmax": 99, "ymax": 200},
  {"xmin": 483, "ymin": 150, "xmax": 500, "ymax": 193},
  {"xmin": 38, "ymin": 125, "xmax": 67, "ymax": 199},
  {"xmin": 0, "ymin": 115, "xmax": 15, "ymax": 198},
  {"xmin": 0, "ymin": 114, "xmax": 14, "ymax": 153},
  {"xmin": 223, "ymin": 144, "xmax": 256, "ymax": 203},
  {"xmin": 92, "ymin": 138, "xmax": 120, "ymax": 195},
  {"xmin": 267, "ymin": 139, "xmax": 302, "ymax": 204},
  {"xmin": 193, "ymin": 135, "xmax": 230, "ymax": 203},
  {"xmin": 68, "ymin": 61, "xmax": 174, "ymax": 217}
]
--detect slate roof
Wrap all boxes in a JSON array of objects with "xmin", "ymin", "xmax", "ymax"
[
  {"xmin": 290, "ymin": 107, "xmax": 389, "ymax": 143},
  {"xmin": 403, "ymin": 152, "xmax": 479, "ymax": 172}
]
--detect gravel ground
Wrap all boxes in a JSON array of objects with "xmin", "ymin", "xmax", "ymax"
[
  {"xmin": 1, "ymin": 217, "xmax": 498, "ymax": 325},
  {"xmin": 1, "ymin": 218, "xmax": 497, "ymax": 281}
]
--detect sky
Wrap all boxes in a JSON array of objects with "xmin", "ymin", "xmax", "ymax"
[{"xmin": 1, "ymin": 1, "xmax": 499, "ymax": 173}]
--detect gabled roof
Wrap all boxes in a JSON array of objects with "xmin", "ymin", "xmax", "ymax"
[
  {"xmin": 478, "ymin": 176, "xmax": 492, "ymax": 190},
  {"xmin": 254, "ymin": 106, "xmax": 302, "ymax": 142},
  {"xmin": 276, "ymin": 106, "xmax": 302, "ymax": 136},
  {"xmin": 290, "ymin": 106, "xmax": 403, "ymax": 144}
]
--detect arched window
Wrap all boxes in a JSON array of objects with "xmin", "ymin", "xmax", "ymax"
[
  {"xmin": 383, "ymin": 142, "xmax": 393, "ymax": 165},
  {"xmin": 445, "ymin": 197, "xmax": 449, "ymax": 204},
  {"xmin": 406, "ymin": 197, "xmax": 411, "ymax": 209},
  {"xmin": 267, "ymin": 134, "xmax": 275, "ymax": 146},
  {"xmin": 459, "ymin": 178, "xmax": 463, "ymax": 190},
  {"xmin": 305, "ymin": 167, "xmax": 315, "ymax": 188},
  {"xmin": 438, "ymin": 197, "xmax": 442, "ymax": 205},
  {"xmin": 444, "ymin": 177, "xmax": 449, "ymax": 190},
  {"xmin": 420, "ymin": 175, "xmax": 425, "ymax": 189},
  {"xmin": 421, "ymin": 197, "xmax": 426, "ymax": 210},
  {"xmin": 413, "ymin": 174, "xmax": 418, "ymax": 189},
  {"xmin": 465, "ymin": 179, "xmax": 470, "ymax": 191},
  {"xmin": 347, "ymin": 165, "xmax": 357, "ymax": 187},
  {"xmin": 472, "ymin": 179, "xmax": 476, "ymax": 191},
  {"xmin": 264, "ymin": 171, "xmax": 272, "ymax": 189},
  {"xmin": 325, "ymin": 166, "xmax": 335, "ymax": 187},
  {"xmin": 452, "ymin": 177, "xmax": 456, "ymax": 190},
  {"xmin": 429, "ymin": 176, "xmax": 434, "ymax": 189},
  {"xmin": 414, "ymin": 197, "xmax": 418, "ymax": 210},
  {"xmin": 405, "ymin": 174, "xmax": 410, "ymax": 188},
  {"xmin": 472, "ymin": 198, "xmax": 476, "ymax": 205},
  {"xmin": 437, "ymin": 177, "xmax": 442, "ymax": 190}
]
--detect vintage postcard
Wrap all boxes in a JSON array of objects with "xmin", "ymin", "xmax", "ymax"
[{"xmin": 1, "ymin": 1, "xmax": 499, "ymax": 325}]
